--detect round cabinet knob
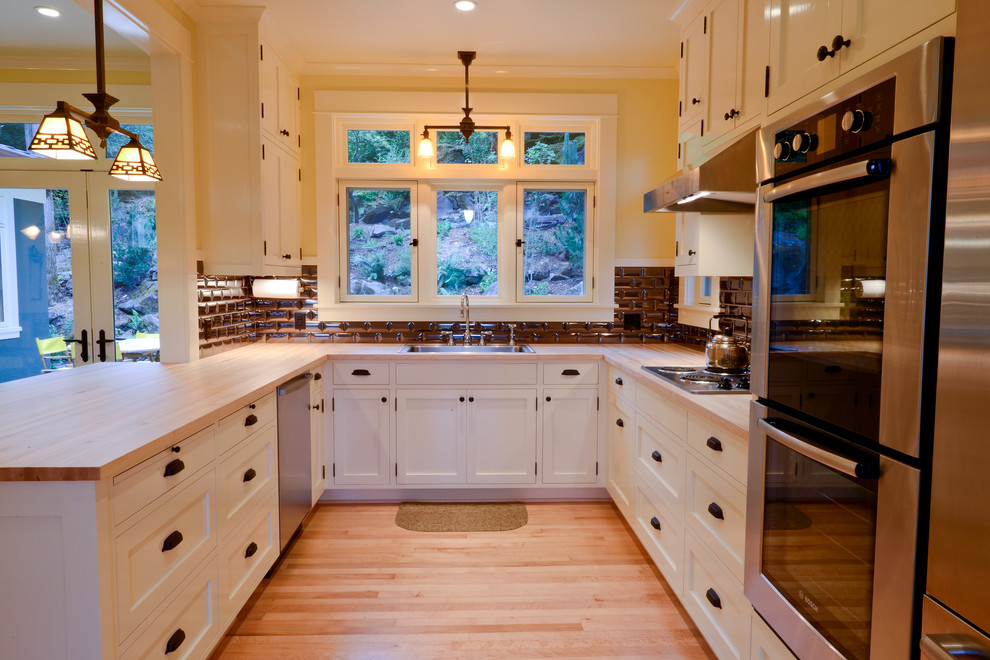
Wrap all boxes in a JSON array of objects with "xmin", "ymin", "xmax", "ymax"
[
  {"xmin": 772, "ymin": 141, "xmax": 792, "ymax": 161},
  {"xmin": 841, "ymin": 109, "xmax": 871, "ymax": 133},
  {"xmin": 791, "ymin": 132, "xmax": 817, "ymax": 154}
]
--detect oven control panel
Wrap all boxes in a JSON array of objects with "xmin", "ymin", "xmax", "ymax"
[{"xmin": 772, "ymin": 77, "xmax": 896, "ymax": 177}]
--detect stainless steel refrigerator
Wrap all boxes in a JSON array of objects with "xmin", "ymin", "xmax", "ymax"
[{"xmin": 921, "ymin": 0, "xmax": 990, "ymax": 656}]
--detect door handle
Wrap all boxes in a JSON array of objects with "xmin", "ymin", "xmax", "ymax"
[
  {"xmin": 96, "ymin": 329, "xmax": 115, "ymax": 362},
  {"xmin": 921, "ymin": 634, "xmax": 990, "ymax": 660},
  {"xmin": 66, "ymin": 329, "xmax": 89, "ymax": 363}
]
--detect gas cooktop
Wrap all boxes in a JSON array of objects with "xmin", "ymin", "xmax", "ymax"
[{"xmin": 641, "ymin": 366, "xmax": 751, "ymax": 395}]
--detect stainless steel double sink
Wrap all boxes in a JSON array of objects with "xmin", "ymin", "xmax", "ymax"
[{"xmin": 397, "ymin": 344, "xmax": 534, "ymax": 354}]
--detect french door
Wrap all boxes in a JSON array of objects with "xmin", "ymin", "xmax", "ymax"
[{"xmin": 0, "ymin": 170, "xmax": 156, "ymax": 383}]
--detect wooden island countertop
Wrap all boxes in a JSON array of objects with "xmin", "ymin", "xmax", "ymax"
[{"xmin": 0, "ymin": 342, "xmax": 750, "ymax": 482}]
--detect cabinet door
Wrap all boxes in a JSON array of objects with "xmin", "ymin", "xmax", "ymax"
[
  {"xmin": 466, "ymin": 389, "xmax": 537, "ymax": 484},
  {"xmin": 331, "ymin": 389, "xmax": 390, "ymax": 485},
  {"xmin": 606, "ymin": 391, "xmax": 635, "ymax": 520},
  {"xmin": 260, "ymin": 42, "xmax": 299, "ymax": 153},
  {"xmin": 705, "ymin": 0, "xmax": 742, "ymax": 143},
  {"xmin": 542, "ymin": 388, "xmax": 599, "ymax": 484},
  {"xmin": 841, "ymin": 0, "xmax": 955, "ymax": 75},
  {"xmin": 261, "ymin": 139, "xmax": 300, "ymax": 268},
  {"xmin": 675, "ymin": 213, "xmax": 700, "ymax": 270},
  {"xmin": 679, "ymin": 11, "xmax": 709, "ymax": 127},
  {"xmin": 767, "ymin": 0, "xmax": 842, "ymax": 114},
  {"xmin": 396, "ymin": 389, "xmax": 464, "ymax": 484},
  {"xmin": 310, "ymin": 382, "xmax": 325, "ymax": 504}
]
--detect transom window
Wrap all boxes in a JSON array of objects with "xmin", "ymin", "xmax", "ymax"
[
  {"xmin": 346, "ymin": 129, "xmax": 411, "ymax": 164},
  {"xmin": 524, "ymin": 131, "xmax": 586, "ymax": 165}
]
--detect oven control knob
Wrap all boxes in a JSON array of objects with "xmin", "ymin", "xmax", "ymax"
[
  {"xmin": 772, "ymin": 141, "xmax": 792, "ymax": 161},
  {"xmin": 717, "ymin": 377, "xmax": 734, "ymax": 390},
  {"xmin": 841, "ymin": 108, "xmax": 872, "ymax": 133},
  {"xmin": 791, "ymin": 132, "xmax": 817, "ymax": 153}
]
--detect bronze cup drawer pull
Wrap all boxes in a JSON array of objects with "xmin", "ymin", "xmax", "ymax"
[
  {"xmin": 163, "ymin": 458, "xmax": 185, "ymax": 478},
  {"xmin": 165, "ymin": 628, "xmax": 185, "ymax": 654},
  {"xmin": 706, "ymin": 588, "xmax": 722, "ymax": 609},
  {"xmin": 651, "ymin": 450, "xmax": 663, "ymax": 463},
  {"xmin": 244, "ymin": 414, "xmax": 258, "ymax": 427},
  {"xmin": 352, "ymin": 369, "xmax": 371, "ymax": 376},
  {"xmin": 706, "ymin": 436, "xmax": 723, "ymax": 452},
  {"xmin": 161, "ymin": 530, "xmax": 183, "ymax": 552},
  {"xmin": 708, "ymin": 502, "xmax": 725, "ymax": 520},
  {"xmin": 650, "ymin": 516, "xmax": 662, "ymax": 531},
  {"xmin": 561, "ymin": 368, "xmax": 581, "ymax": 376},
  {"xmin": 245, "ymin": 541, "xmax": 259, "ymax": 558},
  {"xmin": 243, "ymin": 468, "xmax": 257, "ymax": 482}
]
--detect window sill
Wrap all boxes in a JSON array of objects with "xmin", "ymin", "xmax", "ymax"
[
  {"xmin": 317, "ymin": 302, "xmax": 616, "ymax": 323},
  {"xmin": 0, "ymin": 326, "xmax": 22, "ymax": 341},
  {"xmin": 675, "ymin": 304, "xmax": 718, "ymax": 330}
]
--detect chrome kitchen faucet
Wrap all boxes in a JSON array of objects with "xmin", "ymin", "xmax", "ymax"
[{"xmin": 460, "ymin": 293, "xmax": 471, "ymax": 345}]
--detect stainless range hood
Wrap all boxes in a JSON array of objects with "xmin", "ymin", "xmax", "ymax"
[{"xmin": 644, "ymin": 130, "xmax": 758, "ymax": 213}]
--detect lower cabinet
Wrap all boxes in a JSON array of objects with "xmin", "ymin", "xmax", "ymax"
[
  {"xmin": 684, "ymin": 530, "xmax": 751, "ymax": 660},
  {"xmin": 395, "ymin": 389, "xmax": 537, "ymax": 484},
  {"xmin": 634, "ymin": 474, "xmax": 686, "ymax": 597},
  {"xmin": 750, "ymin": 609, "xmax": 798, "ymax": 660},
  {"xmin": 310, "ymin": 376, "xmax": 326, "ymax": 503},
  {"xmin": 605, "ymin": 389, "xmax": 635, "ymax": 519},
  {"xmin": 219, "ymin": 500, "xmax": 278, "ymax": 629},
  {"xmin": 331, "ymin": 388, "xmax": 391, "ymax": 485},
  {"xmin": 542, "ymin": 388, "xmax": 599, "ymax": 484}
]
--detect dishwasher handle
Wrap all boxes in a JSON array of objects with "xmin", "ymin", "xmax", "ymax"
[{"xmin": 278, "ymin": 372, "xmax": 312, "ymax": 395}]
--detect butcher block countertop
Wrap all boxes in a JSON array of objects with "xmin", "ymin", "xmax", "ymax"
[{"xmin": 0, "ymin": 342, "xmax": 750, "ymax": 482}]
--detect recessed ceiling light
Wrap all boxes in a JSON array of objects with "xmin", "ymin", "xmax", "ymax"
[
  {"xmin": 454, "ymin": 1, "xmax": 477, "ymax": 11},
  {"xmin": 35, "ymin": 6, "xmax": 61, "ymax": 18}
]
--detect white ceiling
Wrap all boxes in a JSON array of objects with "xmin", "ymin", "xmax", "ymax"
[{"xmin": 0, "ymin": 0, "xmax": 684, "ymax": 79}]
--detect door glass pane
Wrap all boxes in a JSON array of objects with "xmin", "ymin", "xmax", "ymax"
[
  {"xmin": 522, "ymin": 189, "xmax": 586, "ymax": 296},
  {"xmin": 0, "ymin": 123, "xmax": 43, "ymax": 158},
  {"xmin": 110, "ymin": 190, "xmax": 158, "ymax": 359},
  {"xmin": 345, "ymin": 188, "xmax": 412, "ymax": 296},
  {"xmin": 0, "ymin": 188, "xmax": 74, "ymax": 383},
  {"xmin": 436, "ymin": 189, "xmax": 498, "ymax": 296}
]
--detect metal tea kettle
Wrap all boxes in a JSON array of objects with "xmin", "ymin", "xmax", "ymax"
[{"xmin": 705, "ymin": 314, "xmax": 750, "ymax": 371}]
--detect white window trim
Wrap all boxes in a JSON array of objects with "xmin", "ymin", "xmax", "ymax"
[
  {"xmin": 676, "ymin": 276, "xmax": 720, "ymax": 329},
  {"xmin": 315, "ymin": 90, "xmax": 617, "ymax": 322},
  {"xmin": 0, "ymin": 195, "xmax": 22, "ymax": 340}
]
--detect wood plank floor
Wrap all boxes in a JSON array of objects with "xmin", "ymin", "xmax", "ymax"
[{"xmin": 210, "ymin": 502, "xmax": 717, "ymax": 659}]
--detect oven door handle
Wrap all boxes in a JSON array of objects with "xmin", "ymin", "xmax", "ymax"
[
  {"xmin": 758, "ymin": 418, "xmax": 879, "ymax": 479},
  {"xmin": 763, "ymin": 158, "xmax": 892, "ymax": 202},
  {"xmin": 921, "ymin": 634, "xmax": 990, "ymax": 660}
]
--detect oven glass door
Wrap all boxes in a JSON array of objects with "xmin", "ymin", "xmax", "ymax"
[
  {"xmin": 767, "ymin": 150, "xmax": 890, "ymax": 442},
  {"xmin": 762, "ymin": 420, "xmax": 879, "ymax": 660}
]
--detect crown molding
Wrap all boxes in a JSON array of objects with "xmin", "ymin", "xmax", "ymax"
[{"xmin": 302, "ymin": 61, "xmax": 677, "ymax": 80}]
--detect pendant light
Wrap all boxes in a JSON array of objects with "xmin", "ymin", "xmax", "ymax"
[
  {"xmin": 418, "ymin": 51, "xmax": 515, "ymax": 163},
  {"xmin": 29, "ymin": 0, "xmax": 162, "ymax": 181}
]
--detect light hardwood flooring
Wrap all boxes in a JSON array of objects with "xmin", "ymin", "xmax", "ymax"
[{"xmin": 210, "ymin": 502, "xmax": 716, "ymax": 659}]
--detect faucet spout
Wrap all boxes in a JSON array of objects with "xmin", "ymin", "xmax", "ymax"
[{"xmin": 459, "ymin": 294, "xmax": 471, "ymax": 345}]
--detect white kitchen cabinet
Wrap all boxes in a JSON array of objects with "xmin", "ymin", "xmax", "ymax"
[
  {"xmin": 704, "ymin": 0, "xmax": 768, "ymax": 144},
  {"xmin": 675, "ymin": 212, "xmax": 755, "ymax": 277},
  {"xmin": 259, "ymin": 39, "xmax": 300, "ymax": 155},
  {"xmin": 396, "ymin": 388, "xmax": 537, "ymax": 484},
  {"xmin": 767, "ymin": 0, "xmax": 956, "ymax": 114},
  {"xmin": 195, "ymin": 19, "xmax": 302, "ymax": 275},
  {"xmin": 684, "ymin": 530, "xmax": 752, "ymax": 660},
  {"xmin": 261, "ymin": 137, "xmax": 301, "ymax": 268},
  {"xmin": 678, "ymin": 117, "xmax": 706, "ymax": 170},
  {"xmin": 606, "ymin": 389, "xmax": 635, "ymax": 520},
  {"xmin": 332, "ymin": 389, "xmax": 391, "ymax": 485},
  {"xmin": 310, "ymin": 375, "xmax": 326, "ymax": 504},
  {"xmin": 542, "ymin": 388, "xmax": 599, "ymax": 484},
  {"xmin": 679, "ymin": 10, "xmax": 709, "ymax": 128},
  {"xmin": 750, "ymin": 609, "xmax": 798, "ymax": 660}
]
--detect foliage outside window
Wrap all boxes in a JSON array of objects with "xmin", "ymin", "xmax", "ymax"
[
  {"xmin": 344, "ymin": 187, "xmax": 414, "ymax": 297},
  {"xmin": 0, "ymin": 123, "xmax": 42, "ymax": 158},
  {"xmin": 106, "ymin": 125, "xmax": 154, "ymax": 159},
  {"xmin": 436, "ymin": 189, "xmax": 498, "ymax": 296},
  {"xmin": 521, "ymin": 189, "xmax": 587, "ymax": 297},
  {"xmin": 110, "ymin": 189, "xmax": 158, "ymax": 338},
  {"xmin": 772, "ymin": 199, "xmax": 812, "ymax": 297},
  {"xmin": 436, "ymin": 131, "xmax": 498, "ymax": 164},
  {"xmin": 347, "ymin": 130, "xmax": 411, "ymax": 164},
  {"xmin": 524, "ymin": 132, "xmax": 585, "ymax": 165}
]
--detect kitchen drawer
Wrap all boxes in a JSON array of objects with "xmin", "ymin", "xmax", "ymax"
[
  {"xmin": 635, "ymin": 413, "xmax": 685, "ymax": 513},
  {"xmin": 217, "ymin": 392, "xmax": 275, "ymax": 456},
  {"xmin": 332, "ymin": 361, "xmax": 390, "ymax": 385},
  {"xmin": 687, "ymin": 412, "xmax": 748, "ymax": 488},
  {"xmin": 543, "ymin": 362, "xmax": 599, "ymax": 386},
  {"xmin": 633, "ymin": 475, "xmax": 685, "ymax": 597},
  {"xmin": 217, "ymin": 425, "xmax": 277, "ymax": 536},
  {"xmin": 395, "ymin": 361, "xmax": 537, "ymax": 385},
  {"xmin": 683, "ymin": 530, "xmax": 751, "ymax": 660},
  {"xmin": 686, "ymin": 453, "xmax": 746, "ymax": 584},
  {"xmin": 636, "ymin": 384, "xmax": 687, "ymax": 439},
  {"xmin": 113, "ymin": 425, "xmax": 215, "ymax": 527},
  {"xmin": 119, "ymin": 557, "xmax": 219, "ymax": 660},
  {"xmin": 220, "ymin": 498, "xmax": 278, "ymax": 628},
  {"xmin": 115, "ymin": 470, "xmax": 217, "ymax": 643},
  {"xmin": 608, "ymin": 366, "xmax": 635, "ymax": 404},
  {"xmin": 751, "ymin": 609, "xmax": 798, "ymax": 660}
]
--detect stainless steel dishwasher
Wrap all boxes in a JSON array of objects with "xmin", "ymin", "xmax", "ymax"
[{"xmin": 276, "ymin": 372, "xmax": 312, "ymax": 551}]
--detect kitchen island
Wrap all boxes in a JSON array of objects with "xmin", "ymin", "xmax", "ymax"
[{"xmin": 0, "ymin": 342, "xmax": 751, "ymax": 660}]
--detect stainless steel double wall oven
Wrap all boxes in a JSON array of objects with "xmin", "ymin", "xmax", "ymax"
[{"xmin": 746, "ymin": 38, "xmax": 953, "ymax": 660}]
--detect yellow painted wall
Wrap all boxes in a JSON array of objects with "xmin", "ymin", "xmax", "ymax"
[{"xmin": 298, "ymin": 75, "xmax": 679, "ymax": 263}]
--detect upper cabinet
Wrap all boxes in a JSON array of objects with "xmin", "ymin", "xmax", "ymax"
[
  {"xmin": 766, "ymin": 0, "xmax": 956, "ymax": 114},
  {"xmin": 195, "ymin": 17, "xmax": 302, "ymax": 275},
  {"xmin": 679, "ymin": 12, "xmax": 709, "ymax": 128},
  {"xmin": 704, "ymin": 0, "xmax": 768, "ymax": 144}
]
